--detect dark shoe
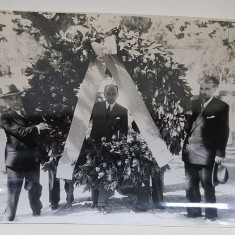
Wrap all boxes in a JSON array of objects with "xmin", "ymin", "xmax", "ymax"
[
  {"xmin": 2, "ymin": 215, "xmax": 15, "ymax": 221},
  {"xmin": 66, "ymin": 194, "xmax": 74, "ymax": 204},
  {"xmin": 33, "ymin": 210, "xmax": 41, "ymax": 216},
  {"xmin": 91, "ymin": 203, "xmax": 98, "ymax": 209},
  {"xmin": 51, "ymin": 203, "xmax": 59, "ymax": 210},
  {"xmin": 206, "ymin": 215, "xmax": 218, "ymax": 221},
  {"xmin": 66, "ymin": 201, "xmax": 73, "ymax": 206},
  {"xmin": 153, "ymin": 203, "xmax": 166, "ymax": 210},
  {"xmin": 131, "ymin": 207, "xmax": 148, "ymax": 213},
  {"xmin": 186, "ymin": 213, "xmax": 203, "ymax": 218},
  {"xmin": 2, "ymin": 209, "xmax": 15, "ymax": 221}
]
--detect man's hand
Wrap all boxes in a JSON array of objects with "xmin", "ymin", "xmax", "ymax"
[
  {"xmin": 1, "ymin": 169, "xmax": 7, "ymax": 175},
  {"xmin": 36, "ymin": 123, "xmax": 51, "ymax": 133},
  {"xmin": 42, "ymin": 159, "xmax": 56, "ymax": 172},
  {"xmin": 161, "ymin": 164, "xmax": 170, "ymax": 172},
  {"xmin": 215, "ymin": 156, "xmax": 225, "ymax": 164}
]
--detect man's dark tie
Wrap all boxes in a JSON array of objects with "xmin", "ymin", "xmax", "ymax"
[
  {"xmin": 105, "ymin": 105, "xmax": 111, "ymax": 122},
  {"xmin": 200, "ymin": 102, "xmax": 205, "ymax": 113},
  {"xmin": 106, "ymin": 105, "xmax": 110, "ymax": 115}
]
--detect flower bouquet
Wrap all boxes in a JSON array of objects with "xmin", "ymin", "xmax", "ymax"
[{"xmin": 73, "ymin": 131, "xmax": 161, "ymax": 195}]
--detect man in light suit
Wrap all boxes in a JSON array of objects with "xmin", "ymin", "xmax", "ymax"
[
  {"xmin": 182, "ymin": 77, "xmax": 229, "ymax": 220},
  {"xmin": 0, "ymin": 84, "xmax": 49, "ymax": 221},
  {"xmin": 90, "ymin": 84, "xmax": 128, "ymax": 212}
]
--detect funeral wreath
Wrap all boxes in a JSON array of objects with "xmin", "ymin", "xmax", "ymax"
[{"xmin": 24, "ymin": 15, "xmax": 192, "ymax": 191}]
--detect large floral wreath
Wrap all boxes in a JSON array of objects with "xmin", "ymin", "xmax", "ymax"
[{"xmin": 24, "ymin": 15, "xmax": 192, "ymax": 190}]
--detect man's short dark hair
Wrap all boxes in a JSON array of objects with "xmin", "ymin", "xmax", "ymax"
[
  {"xmin": 104, "ymin": 84, "xmax": 119, "ymax": 92},
  {"xmin": 203, "ymin": 76, "xmax": 219, "ymax": 87}
]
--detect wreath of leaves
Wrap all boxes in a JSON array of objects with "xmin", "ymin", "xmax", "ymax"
[{"xmin": 24, "ymin": 16, "xmax": 192, "ymax": 165}]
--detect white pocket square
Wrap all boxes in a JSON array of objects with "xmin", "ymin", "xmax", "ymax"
[
  {"xmin": 206, "ymin": 115, "xmax": 215, "ymax": 119},
  {"xmin": 115, "ymin": 117, "xmax": 121, "ymax": 119}
]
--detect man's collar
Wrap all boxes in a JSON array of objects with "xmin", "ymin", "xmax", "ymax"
[
  {"xmin": 11, "ymin": 108, "xmax": 21, "ymax": 115},
  {"xmin": 202, "ymin": 96, "xmax": 214, "ymax": 109},
  {"xmin": 106, "ymin": 101, "xmax": 115, "ymax": 111},
  {"xmin": 11, "ymin": 108, "xmax": 26, "ymax": 116}
]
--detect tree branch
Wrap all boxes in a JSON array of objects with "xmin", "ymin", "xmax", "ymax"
[{"xmin": 13, "ymin": 11, "xmax": 74, "ymax": 44}]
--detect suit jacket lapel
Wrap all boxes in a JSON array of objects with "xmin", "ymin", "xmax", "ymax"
[
  {"xmin": 201, "ymin": 97, "xmax": 215, "ymax": 117},
  {"xmin": 9, "ymin": 108, "xmax": 29, "ymax": 126},
  {"xmin": 193, "ymin": 98, "xmax": 215, "ymax": 117},
  {"xmin": 102, "ymin": 101, "xmax": 106, "ymax": 113},
  {"xmin": 110, "ymin": 103, "xmax": 119, "ymax": 116},
  {"xmin": 102, "ymin": 101, "xmax": 110, "ymax": 126}
]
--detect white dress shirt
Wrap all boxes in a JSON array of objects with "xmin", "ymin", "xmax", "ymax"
[{"xmin": 106, "ymin": 101, "xmax": 115, "ymax": 112}]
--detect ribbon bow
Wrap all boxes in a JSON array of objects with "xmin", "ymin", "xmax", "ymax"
[{"xmin": 91, "ymin": 36, "xmax": 117, "ymax": 58}]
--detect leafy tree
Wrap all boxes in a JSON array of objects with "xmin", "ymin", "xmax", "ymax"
[
  {"xmin": 0, "ymin": 11, "xmax": 46, "ymax": 78},
  {"xmin": 164, "ymin": 18, "xmax": 235, "ymax": 84}
]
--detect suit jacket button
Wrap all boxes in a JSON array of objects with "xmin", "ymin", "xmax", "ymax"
[{"xmin": 200, "ymin": 144, "xmax": 204, "ymax": 147}]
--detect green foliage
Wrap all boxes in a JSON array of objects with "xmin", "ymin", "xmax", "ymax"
[
  {"xmin": 24, "ymin": 35, "xmax": 89, "ymax": 155},
  {"xmin": 12, "ymin": 18, "xmax": 41, "ymax": 42},
  {"xmin": 164, "ymin": 18, "xmax": 235, "ymax": 84},
  {"xmin": 0, "ymin": 24, "xmax": 7, "ymax": 42},
  {"xmin": 0, "ymin": 23, "xmax": 6, "ymax": 31},
  {"xmin": 74, "ymin": 134, "xmax": 160, "ymax": 192},
  {"xmin": 120, "ymin": 16, "xmax": 152, "ymax": 35}
]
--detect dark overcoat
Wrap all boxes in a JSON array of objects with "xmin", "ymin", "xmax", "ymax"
[{"xmin": 1, "ymin": 108, "xmax": 44, "ymax": 170}]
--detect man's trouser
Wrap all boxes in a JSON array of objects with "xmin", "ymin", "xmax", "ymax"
[
  {"xmin": 91, "ymin": 185, "xmax": 114, "ymax": 207},
  {"xmin": 4, "ymin": 166, "xmax": 42, "ymax": 221},
  {"xmin": 134, "ymin": 171, "xmax": 164, "ymax": 211},
  {"xmin": 185, "ymin": 162, "xmax": 217, "ymax": 218},
  {"xmin": 49, "ymin": 170, "xmax": 74, "ymax": 205}
]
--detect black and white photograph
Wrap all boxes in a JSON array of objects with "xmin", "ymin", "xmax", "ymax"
[{"xmin": 0, "ymin": 3, "xmax": 235, "ymax": 228}]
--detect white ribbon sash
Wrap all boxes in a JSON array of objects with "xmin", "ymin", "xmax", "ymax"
[
  {"xmin": 104, "ymin": 55, "xmax": 172, "ymax": 167},
  {"xmin": 57, "ymin": 37, "xmax": 173, "ymax": 180},
  {"xmin": 56, "ymin": 60, "xmax": 106, "ymax": 179}
]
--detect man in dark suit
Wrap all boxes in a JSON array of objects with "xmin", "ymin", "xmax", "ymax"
[
  {"xmin": 131, "ymin": 120, "xmax": 166, "ymax": 212},
  {"xmin": 0, "ymin": 84, "xmax": 50, "ymax": 221},
  {"xmin": 182, "ymin": 77, "xmax": 229, "ymax": 220},
  {"xmin": 90, "ymin": 85, "xmax": 128, "ymax": 143},
  {"xmin": 42, "ymin": 157, "xmax": 75, "ymax": 210},
  {"xmin": 90, "ymin": 84, "xmax": 128, "ymax": 212}
]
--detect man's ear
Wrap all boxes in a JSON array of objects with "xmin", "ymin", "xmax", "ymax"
[{"xmin": 213, "ymin": 86, "xmax": 218, "ymax": 93}]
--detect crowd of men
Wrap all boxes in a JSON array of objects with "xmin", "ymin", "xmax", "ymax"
[{"xmin": 0, "ymin": 77, "xmax": 230, "ymax": 221}]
